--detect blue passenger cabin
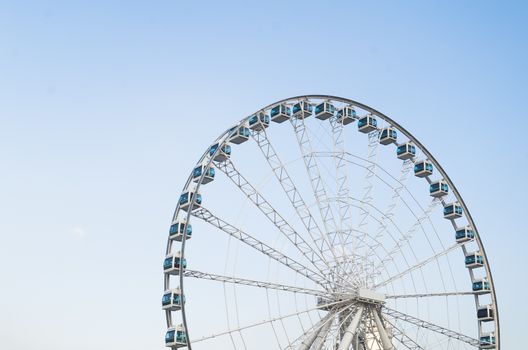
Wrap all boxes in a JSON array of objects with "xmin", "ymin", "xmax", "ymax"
[
  {"xmin": 165, "ymin": 325, "xmax": 187, "ymax": 348},
  {"xmin": 455, "ymin": 226, "xmax": 475, "ymax": 243},
  {"xmin": 358, "ymin": 115, "xmax": 377, "ymax": 133},
  {"xmin": 477, "ymin": 305, "xmax": 494, "ymax": 322},
  {"xmin": 465, "ymin": 252, "xmax": 484, "ymax": 268},
  {"xmin": 248, "ymin": 112, "xmax": 270, "ymax": 131},
  {"xmin": 228, "ymin": 126, "xmax": 250, "ymax": 144},
  {"xmin": 193, "ymin": 165, "xmax": 215, "ymax": 184},
  {"xmin": 315, "ymin": 101, "xmax": 335, "ymax": 120},
  {"xmin": 336, "ymin": 106, "xmax": 357, "ymax": 125},
  {"xmin": 443, "ymin": 202, "xmax": 463, "ymax": 220},
  {"xmin": 209, "ymin": 143, "xmax": 231, "ymax": 162},
  {"xmin": 379, "ymin": 127, "xmax": 397, "ymax": 145},
  {"xmin": 169, "ymin": 219, "xmax": 192, "ymax": 242},
  {"xmin": 179, "ymin": 191, "xmax": 202, "ymax": 212},
  {"xmin": 270, "ymin": 104, "xmax": 291, "ymax": 123},
  {"xmin": 429, "ymin": 180, "xmax": 449, "ymax": 197},
  {"xmin": 414, "ymin": 160, "xmax": 433, "ymax": 178},
  {"xmin": 479, "ymin": 332, "xmax": 496, "ymax": 349},
  {"xmin": 162, "ymin": 288, "xmax": 185, "ymax": 311},
  {"xmin": 164, "ymin": 252, "xmax": 187, "ymax": 275},
  {"xmin": 292, "ymin": 101, "xmax": 313, "ymax": 119},
  {"xmin": 396, "ymin": 142, "xmax": 416, "ymax": 160},
  {"xmin": 472, "ymin": 278, "xmax": 491, "ymax": 294}
]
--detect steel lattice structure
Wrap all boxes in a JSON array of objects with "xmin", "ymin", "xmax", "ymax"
[{"xmin": 162, "ymin": 95, "xmax": 500, "ymax": 350}]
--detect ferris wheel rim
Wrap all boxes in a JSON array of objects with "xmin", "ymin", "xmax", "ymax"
[{"xmin": 164, "ymin": 95, "xmax": 500, "ymax": 350}]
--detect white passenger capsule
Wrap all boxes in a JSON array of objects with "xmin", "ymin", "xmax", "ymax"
[
  {"xmin": 270, "ymin": 104, "xmax": 291, "ymax": 123},
  {"xmin": 379, "ymin": 127, "xmax": 397, "ymax": 145},
  {"xmin": 358, "ymin": 115, "xmax": 377, "ymax": 133},
  {"xmin": 162, "ymin": 288, "xmax": 185, "ymax": 311},
  {"xmin": 455, "ymin": 226, "xmax": 475, "ymax": 243},
  {"xmin": 429, "ymin": 180, "xmax": 449, "ymax": 197},
  {"xmin": 479, "ymin": 332, "xmax": 496, "ymax": 349},
  {"xmin": 179, "ymin": 191, "xmax": 202, "ymax": 212},
  {"xmin": 209, "ymin": 143, "xmax": 231, "ymax": 162},
  {"xmin": 444, "ymin": 202, "xmax": 463, "ymax": 220},
  {"xmin": 169, "ymin": 219, "xmax": 192, "ymax": 242},
  {"xmin": 477, "ymin": 305, "xmax": 495, "ymax": 322},
  {"xmin": 163, "ymin": 251, "xmax": 187, "ymax": 275},
  {"xmin": 414, "ymin": 160, "xmax": 433, "ymax": 177},
  {"xmin": 292, "ymin": 101, "xmax": 313, "ymax": 119},
  {"xmin": 396, "ymin": 142, "xmax": 416, "ymax": 160},
  {"xmin": 336, "ymin": 106, "xmax": 357, "ymax": 125},
  {"xmin": 315, "ymin": 101, "xmax": 335, "ymax": 120},
  {"xmin": 192, "ymin": 164, "xmax": 215, "ymax": 184},
  {"xmin": 165, "ymin": 324, "xmax": 187, "ymax": 348},
  {"xmin": 465, "ymin": 251, "xmax": 484, "ymax": 268},
  {"xmin": 248, "ymin": 112, "xmax": 270, "ymax": 131},
  {"xmin": 472, "ymin": 277, "xmax": 491, "ymax": 295},
  {"xmin": 228, "ymin": 126, "xmax": 250, "ymax": 144}
]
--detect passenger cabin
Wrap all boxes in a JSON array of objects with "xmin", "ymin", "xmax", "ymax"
[
  {"xmin": 162, "ymin": 288, "xmax": 185, "ymax": 311},
  {"xmin": 414, "ymin": 160, "xmax": 433, "ymax": 178},
  {"xmin": 292, "ymin": 101, "xmax": 313, "ymax": 119},
  {"xmin": 472, "ymin": 278, "xmax": 491, "ymax": 294},
  {"xmin": 228, "ymin": 126, "xmax": 250, "ymax": 144},
  {"xmin": 209, "ymin": 143, "xmax": 231, "ymax": 162},
  {"xmin": 315, "ymin": 101, "xmax": 335, "ymax": 120},
  {"xmin": 169, "ymin": 219, "xmax": 192, "ymax": 242},
  {"xmin": 444, "ymin": 202, "xmax": 463, "ymax": 220},
  {"xmin": 478, "ymin": 305, "xmax": 495, "ymax": 322},
  {"xmin": 358, "ymin": 115, "xmax": 378, "ymax": 133},
  {"xmin": 456, "ymin": 226, "xmax": 475, "ymax": 243},
  {"xmin": 248, "ymin": 112, "xmax": 270, "ymax": 131},
  {"xmin": 270, "ymin": 104, "xmax": 291, "ymax": 123},
  {"xmin": 379, "ymin": 127, "xmax": 397, "ymax": 145},
  {"xmin": 193, "ymin": 165, "xmax": 215, "ymax": 184},
  {"xmin": 396, "ymin": 142, "xmax": 416, "ymax": 160},
  {"xmin": 479, "ymin": 332, "xmax": 496, "ymax": 349},
  {"xmin": 179, "ymin": 191, "xmax": 202, "ymax": 212},
  {"xmin": 336, "ymin": 106, "xmax": 357, "ymax": 125},
  {"xmin": 429, "ymin": 180, "xmax": 449, "ymax": 197},
  {"xmin": 465, "ymin": 252, "xmax": 484, "ymax": 268},
  {"xmin": 163, "ymin": 251, "xmax": 187, "ymax": 275},
  {"xmin": 165, "ymin": 325, "xmax": 187, "ymax": 348}
]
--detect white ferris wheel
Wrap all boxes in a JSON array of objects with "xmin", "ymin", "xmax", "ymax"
[{"xmin": 162, "ymin": 95, "xmax": 500, "ymax": 350}]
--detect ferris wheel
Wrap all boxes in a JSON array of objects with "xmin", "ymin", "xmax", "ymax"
[{"xmin": 162, "ymin": 95, "xmax": 500, "ymax": 350}]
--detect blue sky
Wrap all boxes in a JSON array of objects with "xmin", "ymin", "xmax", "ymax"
[{"xmin": 0, "ymin": 1, "xmax": 526, "ymax": 349}]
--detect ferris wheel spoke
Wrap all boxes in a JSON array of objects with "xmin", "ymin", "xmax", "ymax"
[
  {"xmin": 329, "ymin": 118, "xmax": 352, "ymax": 235},
  {"xmin": 356, "ymin": 128, "xmax": 379, "ymax": 229},
  {"xmin": 372, "ymin": 198, "xmax": 442, "ymax": 276},
  {"xmin": 382, "ymin": 307, "xmax": 480, "ymax": 347},
  {"xmin": 386, "ymin": 291, "xmax": 474, "ymax": 299},
  {"xmin": 362, "ymin": 159, "xmax": 414, "ymax": 283},
  {"xmin": 191, "ymin": 299, "xmax": 346, "ymax": 344},
  {"xmin": 183, "ymin": 269, "xmax": 327, "ymax": 297},
  {"xmin": 374, "ymin": 242, "xmax": 462, "ymax": 289},
  {"xmin": 214, "ymin": 158, "xmax": 332, "ymax": 280},
  {"xmin": 191, "ymin": 206, "xmax": 329, "ymax": 287},
  {"xmin": 289, "ymin": 116, "xmax": 347, "ymax": 266},
  {"xmin": 383, "ymin": 317, "xmax": 425, "ymax": 350},
  {"xmin": 250, "ymin": 128, "xmax": 352, "ymax": 286}
]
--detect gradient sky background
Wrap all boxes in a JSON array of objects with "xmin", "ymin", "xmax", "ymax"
[{"xmin": 0, "ymin": 1, "xmax": 526, "ymax": 349}]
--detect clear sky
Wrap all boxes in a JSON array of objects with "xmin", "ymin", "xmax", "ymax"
[{"xmin": 0, "ymin": 1, "xmax": 526, "ymax": 349}]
